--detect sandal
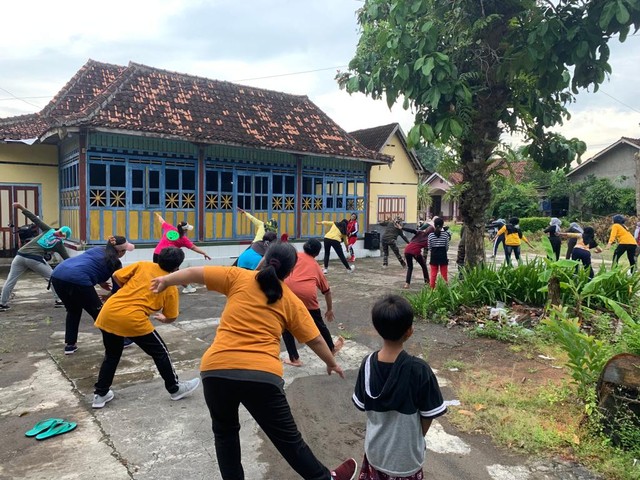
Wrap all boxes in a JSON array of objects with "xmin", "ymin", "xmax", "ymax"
[{"xmin": 25, "ymin": 418, "xmax": 64, "ymax": 437}]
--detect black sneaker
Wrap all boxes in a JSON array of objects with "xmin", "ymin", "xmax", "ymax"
[
  {"xmin": 0, "ymin": 304, "xmax": 10, "ymax": 312},
  {"xmin": 64, "ymin": 344, "xmax": 78, "ymax": 355},
  {"xmin": 54, "ymin": 300, "xmax": 65, "ymax": 308}
]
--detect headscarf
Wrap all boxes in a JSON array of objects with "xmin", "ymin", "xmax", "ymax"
[
  {"xmin": 549, "ymin": 217, "xmax": 561, "ymax": 234},
  {"xmin": 569, "ymin": 222, "xmax": 583, "ymax": 234},
  {"xmin": 613, "ymin": 214, "xmax": 626, "ymax": 225}
]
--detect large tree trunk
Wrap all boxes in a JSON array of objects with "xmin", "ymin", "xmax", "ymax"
[{"xmin": 459, "ymin": 146, "xmax": 493, "ymax": 266}]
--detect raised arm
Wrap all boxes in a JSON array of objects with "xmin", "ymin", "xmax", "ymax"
[
  {"xmin": 154, "ymin": 211, "xmax": 166, "ymax": 225},
  {"xmin": 13, "ymin": 202, "xmax": 50, "ymax": 231}
]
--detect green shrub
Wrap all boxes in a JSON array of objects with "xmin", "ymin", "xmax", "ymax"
[{"xmin": 519, "ymin": 217, "xmax": 566, "ymax": 234}]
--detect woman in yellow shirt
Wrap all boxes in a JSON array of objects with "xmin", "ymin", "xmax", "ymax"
[
  {"xmin": 317, "ymin": 219, "xmax": 354, "ymax": 274},
  {"xmin": 607, "ymin": 214, "xmax": 637, "ymax": 272},
  {"xmin": 496, "ymin": 217, "xmax": 533, "ymax": 266},
  {"xmin": 150, "ymin": 242, "xmax": 357, "ymax": 480}
]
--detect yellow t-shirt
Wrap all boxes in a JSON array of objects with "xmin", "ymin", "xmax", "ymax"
[
  {"xmin": 497, "ymin": 225, "xmax": 528, "ymax": 247},
  {"xmin": 200, "ymin": 266, "xmax": 320, "ymax": 377},
  {"xmin": 608, "ymin": 224, "xmax": 636, "ymax": 245},
  {"xmin": 322, "ymin": 221, "xmax": 348, "ymax": 246},
  {"xmin": 94, "ymin": 262, "xmax": 179, "ymax": 337}
]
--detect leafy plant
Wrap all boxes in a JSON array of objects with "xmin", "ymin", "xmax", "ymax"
[{"xmin": 541, "ymin": 306, "xmax": 613, "ymax": 399}]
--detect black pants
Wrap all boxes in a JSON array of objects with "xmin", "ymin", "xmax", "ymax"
[
  {"xmin": 613, "ymin": 244, "xmax": 636, "ymax": 272},
  {"xmin": 323, "ymin": 238, "xmax": 350, "ymax": 270},
  {"xmin": 404, "ymin": 253, "xmax": 429, "ymax": 285},
  {"xmin": 492, "ymin": 235, "xmax": 505, "ymax": 256},
  {"xmin": 549, "ymin": 236, "xmax": 561, "ymax": 261},
  {"xmin": 51, "ymin": 277, "xmax": 103, "ymax": 345},
  {"xmin": 94, "ymin": 329, "xmax": 179, "ymax": 396},
  {"xmin": 504, "ymin": 245, "xmax": 521, "ymax": 266},
  {"xmin": 202, "ymin": 376, "xmax": 330, "ymax": 480},
  {"xmin": 382, "ymin": 240, "xmax": 405, "ymax": 267},
  {"xmin": 572, "ymin": 248, "xmax": 594, "ymax": 279},
  {"xmin": 283, "ymin": 309, "xmax": 334, "ymax": 361},
  {"xmin": 565, "ymin": 238, "xmax": 577, "ymax": 259}
]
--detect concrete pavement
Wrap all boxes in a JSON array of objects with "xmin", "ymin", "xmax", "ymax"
[{"xmin": 0, "ymin": 253, "xmax": 601, "ymax": 480}]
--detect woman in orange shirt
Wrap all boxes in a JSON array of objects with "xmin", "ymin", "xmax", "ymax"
[{"xmin": 150, "ymin": 242, "xmax": 357, "ymax": 480}]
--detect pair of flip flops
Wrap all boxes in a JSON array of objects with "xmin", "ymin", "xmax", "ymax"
[{"xmin": 25, "ymin": 418, "xmax": 77, "ymax": 440}]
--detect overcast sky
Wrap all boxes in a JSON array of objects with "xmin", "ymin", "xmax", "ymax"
[{"xmin": 1, "ymin": 0, "xmax": 639, "ymax": 159}]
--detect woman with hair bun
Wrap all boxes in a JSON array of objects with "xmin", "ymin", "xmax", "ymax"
[
  {"xmin": 51, "ymin": 235, "xmax": 134, "ymax": 355},
  {"xmin": 150, "ymin": 241, "xmax": 357, "ymax": 480}
]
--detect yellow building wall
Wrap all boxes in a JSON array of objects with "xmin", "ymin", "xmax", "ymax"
[
  {"xmin": 368, "ymin": 133, "xmax": 419, "ymax": 224},
  {"xmin": 0, "ymin": 144, "xmax": 60, "ymax": 225}
]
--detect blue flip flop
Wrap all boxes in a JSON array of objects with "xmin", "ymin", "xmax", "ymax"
[
  {"xmin": 25, "ymin": 418, "xmax": 65, "ymax": 437},
  {"xmin": 35, "ymin": 421, "xmax": 77, "ymax": 440}
]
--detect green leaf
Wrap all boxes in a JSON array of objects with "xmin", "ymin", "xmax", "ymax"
[
  {"xmin": 616, "ymin": 3, "xmax": 630, "ymax": 24},
  {"xmin": 408, "ymin": 125, "xmax": 421, "ymax": 147},
  {"xmin": 599, "ymin": 2, "xmax": 617, "ymax": 30},
  {"xmin": 397, "ymin": 64, "xmax": 409, "ymax": 81},
  {"xmin": 420, "ymin": 123, "xmax": 435, "ymax": 142},
  {"xmin": 576, "ymin": 41, "xmax": 589, "ymax": 59},
  {"xmin": 421, "ymin": 57, "xmax": 435, "ymax": 76},
  {"xmin": 414, "ymin": 57, "xmax": 425, "ymax": 71},
  {"xmin": 346, "ymin": 76, "xmax": 360, "ymax": 93},
  {"xmin": 450, "ymin": 118, "xmax": 463, "ymax": 137}
]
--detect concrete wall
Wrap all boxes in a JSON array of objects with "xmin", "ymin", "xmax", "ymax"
[
  {"xmin": 0, "ymin": 143, "xmax": 60, "ymax": 223},
  {"xmin": 369, "ymin": 132, "xmax": 419, "ymax": 226},
  {"xmin": 568, "ymin": 143, "xmax": 638, "ymax": 188}
]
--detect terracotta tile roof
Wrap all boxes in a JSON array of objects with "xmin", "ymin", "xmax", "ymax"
[
  {"xmin": 0, "ymin": 113, "xmax": 52, "ymax": 140},
  {"xmin": 1, "ymin": 60, "xmax": 389, "ymax": 163}
]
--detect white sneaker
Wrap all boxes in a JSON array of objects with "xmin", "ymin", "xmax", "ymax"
[
  {"xmin": 92, "ymin": 389, "xmax": 114, "ymax": 409},
  {"xmin": 322, "ymin": 268, "xmax": 328, "ymax": 274},
  {"xmin": 349, "ymin": 265, "xmax": 355, "ymax": 273},
  {"xmin": 170, "ymin": 378, "xmax": 200, "ymax": 401},
  {"xmin": 182, "ymin": 284, "xmax": 197, "ymax": 294}
]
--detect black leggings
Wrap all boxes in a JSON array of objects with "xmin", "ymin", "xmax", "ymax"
[
  {"xmin": 202, "ymin": 376, "xmax": 330, "ymax": 480},
  {"xmin": 549, "ymin": 236, "xmax": 561, "ymax": 261},
  {"xmin": 613, "ymin": 244, "xmax": 636, "ymax": 272},
  {"xmin": 283, "ymin": 309, "xmax": 334, "ymax": 361},
  {"xmin": 51, "ymin": 277, "xmax": 103, "ymax": 345},
  {"xmin": 572, "ymin": 248, "xmax": 594, "ymax": 279},
  {"xmin": 404, "ymin": 253, "xmax": 429, "ymax": 285},
  {"xmin": 94, "ymin": 329, "xmax": 179, "ymax": 396},
  {"xmin": 323, "ymin": 238, "xmax": 350, "ymax": 270}
]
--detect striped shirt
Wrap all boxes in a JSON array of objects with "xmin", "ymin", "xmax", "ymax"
[{"xmin": 428, "ymin": 230, "xmax": 451, "ymax": 265}]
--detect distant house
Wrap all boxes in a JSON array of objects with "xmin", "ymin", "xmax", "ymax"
[
  {"xmin": 423, "ymin": 160, "xmax": 529, "ymax": 220},
  {"xmin": 0, "ymin": 59, "xmax": 390, "ymax": 257},
  {"xmin": 567, "ymin": 137, "xmax": 640, "ymax": 188},
  {"xmin": 349, "ymin": 123, "xmax": 425, "ymax": 226}
]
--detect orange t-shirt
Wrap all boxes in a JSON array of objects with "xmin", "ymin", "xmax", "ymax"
[
  {"xmin": 284, "ymin": 252, "xmax": 330, "ymax": 310},
  {"xmin": 95, "ymin": 262, "xmax": 179, "ymax": 337},
  {"xmin": 200, "ymin": 266, "xmax": 319, "ymax": 377}
]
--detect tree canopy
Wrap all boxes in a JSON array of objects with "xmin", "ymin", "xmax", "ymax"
[{"xmin": 338, "ymin": 0, "xmax": 640, "ymax": 264}]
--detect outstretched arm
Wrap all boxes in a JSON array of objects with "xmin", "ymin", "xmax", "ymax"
[
  {"xmin": 191, "ymin": 245, "xmax": 211, "ymax": 260},
  {"xmin": 151, "ymin": 266, "xmax": 205, "ymax": 293},
  {"xmin": 306, "ymin": 335, "xmax": 344, "ymax": 378},
  {"xmin": 154, "ymin": 211, "xmax": 166, "ymax": 225},
  {"xmin": 13, "ymin": 202, "xmax": 51, "ymax": 231}
]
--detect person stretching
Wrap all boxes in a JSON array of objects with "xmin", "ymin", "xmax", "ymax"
[
  {"xmin": 607, "ymin": 214, "xmax": 637, "ymax": 272},
  {"xmin": 318, "ymin": 219, "xmax": 354, "ymax": 274},
  {"xmin": 282, "ymin": 238, "xmax": 344, "ymax": 366},
  {"xmin": 427, "ymin": 218, "xmax": 452, "ymax": 288},
  {"xmin": 150, "ymin": 242, "xmax": 358, "ymax": 480}
]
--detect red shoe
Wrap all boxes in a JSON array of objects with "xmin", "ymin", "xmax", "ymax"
[
  {"xmin": 331, "ymin": 458, "xmax": 357, "ymax": 480},
  {"xmin": 348, "ymin": 256, "xmax": 355, "ymax": 262}
]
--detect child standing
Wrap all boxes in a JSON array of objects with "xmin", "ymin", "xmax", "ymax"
[
  {"xmin": 353, "ymin": 294, "xmax": 446, "ymax": 479},
  {"xmin": 347, "ymin": 213, "xmax": 359, "ymax": 262},
  {"xmin": 92, "ymin": 247, "xmax": 200, "ymax": 408},
  {"xmin": 427, "ymin": 218, "xmax": 452, "ymax": 288}
]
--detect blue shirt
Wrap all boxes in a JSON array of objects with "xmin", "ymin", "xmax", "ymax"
[{"xmin": 51, "ymin": 247, "xmax": 116, "ymax": 286}]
